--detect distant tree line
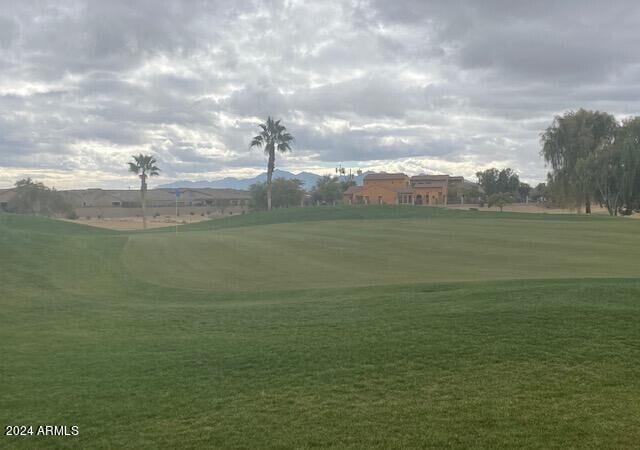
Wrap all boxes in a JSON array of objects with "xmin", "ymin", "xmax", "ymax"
[
  {"xmin": 311, "ymin": 176, "xmax": 356, "ymax": 206},
  {"xmin": 249, "ymin": 178, "xmax": 305, "ymax": 210},
  {"xmin": 248, "ymin": 175, "xmax": 357, "ymax": 211},
  {"xmin": 469, "ymin": 167, "xmax": 526, "ymax": 210},
  {"xmin": 447, "ymin": 183, "xmax": 481, "ymax": 205},
  {"xmin": 541, "ymin": 109, "xmax": 640, "ymax": 215},
  {"xmin": 5, "ymin": 178, "xmax": 75, "ymax": 218}
]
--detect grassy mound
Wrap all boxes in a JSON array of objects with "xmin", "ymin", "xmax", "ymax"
[
  {"xmin": 168, "ymin": 204, "xmax": 617, "ymax": 233},
  {"xmin": 125, "ymin": 212, "xmax": 640, "ymax": 292},
  {"xmin": 2, "ymin": 210, "xmax": 640, "ymax": 448}
]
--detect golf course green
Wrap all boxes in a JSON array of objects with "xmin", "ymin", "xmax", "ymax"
[{"xmin": 2, "ymin": 206, "xmax": 640, "ymax": 448}]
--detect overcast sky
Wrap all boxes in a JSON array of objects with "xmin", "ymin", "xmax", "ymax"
[{"xmin": 1, "ymin": 0, "xmax": 640, "ymax": 189}]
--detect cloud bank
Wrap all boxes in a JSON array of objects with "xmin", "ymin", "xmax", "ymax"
[{"xmin": 1, "ymin": 0, "xmax": 640, "ymax": 188}]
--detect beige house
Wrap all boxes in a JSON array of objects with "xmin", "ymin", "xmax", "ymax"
[
  {"xmin": 0, "ymin": 186, "xmax": 250, "ymax": 217},
  {"xmin": 60, "ymin": 188, "xmax": 251, "ymax": 218},
  {"xmin": 0, "ymin": 188, "xmax": 16, "ymax": 211},
  {"xmin": 344, "ymin": 173, "xmax": 464, "ymax": 206}
]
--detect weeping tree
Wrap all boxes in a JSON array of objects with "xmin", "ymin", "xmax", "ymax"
[
  {"xmin": 128, "ymin": 154, "xmax": 160, "ymax": 229},
  {"xmin": 578, "ymin": 148, "xmax": 623, "ymax": 215},
  {"xmin": 615, "ymin": 117, "xmax": 640, "ymax": 214},
  {"xmin": 249, "ymin": 117, "xmax": 294, "ymax": 210},
  {"xmin": 540, "ymin": 109, "xmax": 616, "ymax": 213}
]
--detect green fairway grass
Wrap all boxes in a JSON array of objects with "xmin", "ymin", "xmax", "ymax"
[
  {"xmin": 1, "ymin": 207, "xmax": 640, "ymax": 448},
  {"xmin": 125, "ymin": 214, "xmax": 640, "ymax": 292}
]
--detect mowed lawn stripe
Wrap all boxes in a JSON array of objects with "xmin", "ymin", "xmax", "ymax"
[{"xmin": 123, "ymin": 217, "xmax": 640, "ymax": 292}]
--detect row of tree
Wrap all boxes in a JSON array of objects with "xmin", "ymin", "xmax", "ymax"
[
  {"xmin": 541, "ymin": 109, "xmax": 640, "ymax": 215},
  {"xmin": 445, "ymin": 167, "xmax": 528, "ymax": 210},
  {"xmin": 249, "ymin": 178, "xmax": 305, "ymax": 209},
  {"xmin": 4, "ymin": 178, "xmax": 76, "ymax": 218},
  {"xmin": 248, "ymin": 175, "xmax": 357, "ymax": 210}
]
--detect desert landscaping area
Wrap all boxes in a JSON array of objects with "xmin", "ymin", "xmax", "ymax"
[
  {"xmin": 64, "ymin": 212, "xmax": 220, "ymax": 230},
  {"xmin": 65, "ymin": 203, "xmax": 639, "ymax": 231},
  {"xmin": 446, "ymin": 202, "xmax": 632, "ymax": 215}
]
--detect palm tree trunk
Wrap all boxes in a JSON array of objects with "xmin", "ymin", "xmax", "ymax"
[
  {"xmin": 141, "ymin": 177, "xmax": 147, "ymax": 229},
  {"xmin": 141, "ymin": 192, "xmax": 147, "ymax": 229},
  {"xmin": 267, "ymin": 151, "xmax": 275, "ymax": 211}
]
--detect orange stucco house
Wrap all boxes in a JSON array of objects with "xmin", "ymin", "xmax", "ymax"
[{"xmin": 344, "ymin": 172, "xmax": 461, "ymax": 206}]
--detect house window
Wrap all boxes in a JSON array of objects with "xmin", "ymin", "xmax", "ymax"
[{"xmin": 378, "ymin": 196, "xmax": 383, "ymax": 204}]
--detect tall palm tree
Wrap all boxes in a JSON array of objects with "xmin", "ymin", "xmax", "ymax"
[
  {"xmin": 128, "ymin": 154, "xmax": 160, "ymax": 229},
  {"xmin": 250, "ymin": 117, "xmax": 294, "ymax": 210}
]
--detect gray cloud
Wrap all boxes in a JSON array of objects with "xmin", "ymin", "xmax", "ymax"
[{"xmin": 1, "ymin": 0, "xmax": 640, "ymax": 188}]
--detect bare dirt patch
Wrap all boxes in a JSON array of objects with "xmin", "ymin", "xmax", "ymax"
[
  {"xmin": 446, "ymin": 203, "xmax": 614, "ymax": 215},
  {"xmin": 62, "ymin": 214, "xmax": 211, "ymax": 230}
]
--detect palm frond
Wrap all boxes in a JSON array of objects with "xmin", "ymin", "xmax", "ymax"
[
  {"xmin": 250, "ymin": 118, "xmax": 294, "ymax": 170},
  {"xmin": 278, "ymin": 142, "xmax": 292, "ymax": 153},
  {"xmin": 250, "ymin": 135, "xmax": 265, "ymax": 148},
  {"xmin": 129, "ymin": 154, "xmax": 160, "ymax": 176}
]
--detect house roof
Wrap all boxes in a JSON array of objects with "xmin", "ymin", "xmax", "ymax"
[
  {"xmin": 61, "ymin": 188, "xmax": 250, "ymax": 202},
  {"xmin": 412, "ymin": 181, "xmax": 448, "ymax": 188},
  {"xmin": 364, "ymin": 172, "xmax": 409, "ymax": 181},
  {"xmin": 168, "ymin": 188, "xmax": 251, "ymax": 200},
  {"xmin": 62, "ymin": 189, "xmax": 134, "ymax": 204},
  {"xmin": 0, "ymin": 188, "xmax": 16, "ymax": 202},
  {"xmin": 343, "ymin": 186, "xmax": 363, "ymax": 195},
  {"xmin": 410, "ymin": 174, "xmax": 450, "ymax": 182}
]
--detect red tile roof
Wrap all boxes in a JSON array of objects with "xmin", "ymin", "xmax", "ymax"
[
  {"xmin": 343, "ymin": 186, "xmax": 363, "ymax": 195},
  {"xmin": 410, "ymin": 174, "xmax": 450, "ymax": 181},
  {"xmin": 364, "ymin": 173, "xmax": 409, "ymax": 180}
]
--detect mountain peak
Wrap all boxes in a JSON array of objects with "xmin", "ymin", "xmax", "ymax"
[{"xmin": 157, "ymin": 170, "xmax": 368, "ymax": 190}]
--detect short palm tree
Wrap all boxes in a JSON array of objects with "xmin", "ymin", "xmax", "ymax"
[
  {"xmin": 250, "ymin": 117, "xmax": 294, "ymax": 210},
  {"xmin": 128, "ymin": 154, "xmax": 160, "ymax": 229}
]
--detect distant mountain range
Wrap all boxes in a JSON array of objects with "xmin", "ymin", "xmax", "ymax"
[{"xmin": 158, "ymin": 169, "xmax": 370, "ymax": 190}]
